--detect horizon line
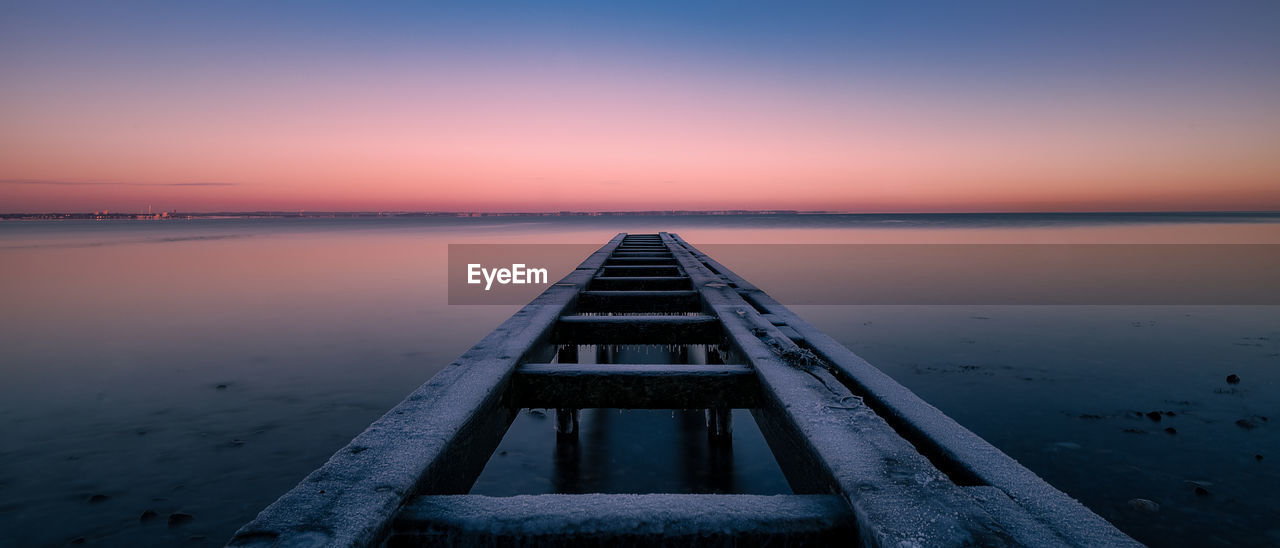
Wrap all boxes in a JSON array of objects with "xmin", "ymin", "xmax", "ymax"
[{"xmin": 4, "ymin": 209, "xmax": 1280, "ymax": 218}]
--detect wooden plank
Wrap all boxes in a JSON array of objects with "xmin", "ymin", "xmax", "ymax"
[
  {"xmin": 599, "ymin": 265, "xmax": 682, "ymax": 277},
  {"xmin": 552, "ymin": 315, "xmax": 720, "ymax": 345},
  {"xmin": 511, "ymin": 363, "xmax": 758, "ymax": 408},
  {"xmin": 589, "ymin": 276, "xmax": 690, "ymax": 290},
  {"xmin": 604, "ymin": 256, "xmax": 678, "ymax": 265},
  {"xmin": 576, "ymin": 290, "xmax": 701, "ymax": 313},
  {"xmin": 668, "ymin": 234, "xmax": 1140, "ymax": 547},
  {"xmin": 227, "ymin": 234, "xmax": 628, "ymax": 548},
  {"xmin": 610, "ymin": 251, "xmax": 673, "ymax": 257},
  {"xmin": 387, "ymin": 494, "xmax": 856, "ymax": 547}
]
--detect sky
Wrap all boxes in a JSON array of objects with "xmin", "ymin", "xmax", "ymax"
[{"xmin": 1, "ymin": 1, "xmax": 1278, "ymax": 213}]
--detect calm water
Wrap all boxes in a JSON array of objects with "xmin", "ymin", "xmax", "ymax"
[{"xmin": 1, "ymin": 214, "xmax": 1278, "ymax": 547}]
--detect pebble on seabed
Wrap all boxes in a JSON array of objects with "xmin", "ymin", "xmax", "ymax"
[{"xmin": 1128, "ymin": 498, "xmax": 1160, "ymax": 512}]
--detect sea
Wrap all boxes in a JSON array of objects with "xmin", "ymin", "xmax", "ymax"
[{"xmin": 1, "ymin": 213, "xmax": 1277, "ymax": 546}]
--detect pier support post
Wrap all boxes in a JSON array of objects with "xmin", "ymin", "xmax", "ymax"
[
  {"xmin": 555, "ymin": 409, "xmax": 580, "ymax": 442},
  {"xmin": 705, "ymin": 346, "xmax": 723, "ymax": 365},
  {"xmin": 707, "ymin": 407, "xmax": 732, "ymax": 443},
  {"xmin": 556, "ymin": 345, "xmax": 581, "ymax": 442},
  {"xmin": 557, "ymin": 345, "xmax": 578, "ymax": 363}
]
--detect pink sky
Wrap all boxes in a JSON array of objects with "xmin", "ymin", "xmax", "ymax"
[{"xmin": 2, "ymin": 4, "xmax": 1278, "ymax": 213}]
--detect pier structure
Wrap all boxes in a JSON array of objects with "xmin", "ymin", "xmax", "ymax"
[{"xmin": 230, "ymin": 233, "xmax": 1139, "ymax": 547}]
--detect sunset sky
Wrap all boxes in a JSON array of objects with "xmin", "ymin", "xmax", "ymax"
[{"xmin": 2, "ymin": 1, "xmax": 1278, "ymax": 213}]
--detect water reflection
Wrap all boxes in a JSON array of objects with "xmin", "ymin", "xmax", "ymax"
[
  {"xmin": 471, "ymin": 408, "xmax": 786, "ymax": 497},
  {"xmin": 0, "ymin": 214, "xmax": 1277, "ymax": 546}
]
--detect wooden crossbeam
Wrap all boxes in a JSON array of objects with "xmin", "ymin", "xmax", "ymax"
[
  {"xmin": 576, "ymin": 290, "xmax": 701, "ymax": 313},
  {"xmin": 388, "ymin": 494, "xmax": 856, "ymax": 547},
  {"xmin": 552, "ymin": 315, "xmax": 719, "ymax": 344},
  {"xmin": 589, "ymin": 276, "xmax": 690, "ymax": 291},
  {"xmin": 511, "ymin": 363, "xmax": 757, "ymax": 408},
  {"xmin": 599, "ymin": 265, "xmax": 682, "ymax": 277},
  {"xmin": 604, "ymin": 257, "xmax": 678, "ymax": 265},
  {"xmin": 610, "ymin": 251, "xmax": 674, "ymax": 257}
]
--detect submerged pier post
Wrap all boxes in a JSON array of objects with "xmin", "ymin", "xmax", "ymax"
[
  {"xmin": 706, "ymin": 407, "xmax": 733, "ymax": 442},
  {"xmin": 555, "ymin": 408, "xmax": 580, "ymax": 441},
  {"xmin": 556, "ymin": 344, "xmax": 581, "ymax": 442}
]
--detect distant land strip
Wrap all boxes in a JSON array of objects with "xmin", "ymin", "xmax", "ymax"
[{"xmin": 2, "ymin": 210, "xmax": 1279, "ymax": 220}]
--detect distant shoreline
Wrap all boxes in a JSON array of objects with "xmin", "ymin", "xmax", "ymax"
[{"xmin": 3, "ymin": 210, "xmax": 1279, "ymax": 221}]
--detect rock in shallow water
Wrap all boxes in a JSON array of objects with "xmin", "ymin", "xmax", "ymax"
[
  {"xmin": 1128, "ymin": 498, "xmax": 1160, "ymax": 512},
  {"xmin": 1185, "ymin": 480, "xmax": 1212, "ymax": 495},
  {"xmin": 1236, "ymin": 415, "xmax": 1269, "ymax": 430}
]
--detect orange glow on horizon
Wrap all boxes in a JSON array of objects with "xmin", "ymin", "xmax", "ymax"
[{"xmin": 3, "ymin": 7, "xmax": 1278, "ymax": 214}]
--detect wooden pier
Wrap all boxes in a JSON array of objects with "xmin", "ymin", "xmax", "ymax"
[{"xmin": 229, "ymin": 233, "xmax": 1139, "ymax": 547}]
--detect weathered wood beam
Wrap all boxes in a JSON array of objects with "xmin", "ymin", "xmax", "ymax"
[
  {"xmin": 610, "ymin": 251, "xmax": 674, "ymax": 257},
  {"xmin": 576, "ymin": 290, "xmax": 701, "ymax": 313},
  {"xmin": 552, "ymin": 315, "xmax": 720, "ymax": 345},
  {"xmin": 599, "ymin": 265, "xmax": 682, "ymax": 277},
  {"xmin": 604, "ymin": 256, "xmax": 678, "ymax": 265},
  {"xmin": 667, "ymin": 234, "xmax": 1141, "ymax": 547},
  {"xmin": 589, "ymin": 276, "xmax": 690, "ymax": 291},
  {"xmin": 511, "ymin": 363, "xmax": 758, "ymax": 408},
  {"xmin": 387, "ymin": 494, "xmax": 857, "ymax": 547}
]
